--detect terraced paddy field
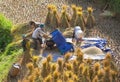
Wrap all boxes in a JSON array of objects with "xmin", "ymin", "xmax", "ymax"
[{"xmin": 0, "ymin": 0, "xmax": 120, "ymax": 82}]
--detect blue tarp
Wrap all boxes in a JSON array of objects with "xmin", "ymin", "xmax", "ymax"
[
  {"xmin": 81, "ymin": 38, "xmax": 112, "ymax": 53},
  {"xmin": 42, "ymin": 37, "xmax": 113, "ymax": 61}
]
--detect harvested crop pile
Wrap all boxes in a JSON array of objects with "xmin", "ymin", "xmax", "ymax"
[{"xmin": 82, "ymin": 46, "xmax": 104, "ymax": 55}]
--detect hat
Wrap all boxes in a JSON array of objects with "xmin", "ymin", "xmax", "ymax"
[
  {"xmin": 74, "ymin": 26, "xmax": 81, "ymax": 31},
  {"xmin": 39, "ymin": 23, "xmax": 45, "ymax": 28},
  {"xmin": 22, "ymin": 34, "xmax": 26, "ymax": 38}
]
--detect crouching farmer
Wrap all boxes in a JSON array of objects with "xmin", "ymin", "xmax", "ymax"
[
  {"xmin": 72, "ymin": 26, "xmax": 84, "ymax": 44},
  {"xmin": 32, "ymin": 24, "xmax": 49, "ymax": 50}
]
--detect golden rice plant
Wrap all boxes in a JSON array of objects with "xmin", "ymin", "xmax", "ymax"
[
  {"xmin": 72, "ymin": 74, "xmax": 79, "ymax": 82},
  {"xmin": 66, "ymin": 63, "xmax": 73, "ymax": 71},
  {"xmin": 33, "ymin": 68, "xmax": 41, "ymax": 81},
  {"xmin": 76, "ymin": 49, "xmax": 84, "ymax": 65},
  {"xmin": 82, "ymin": 67, "xmax": 91, "ymax": 82},
  {"xmin": 75, "ymin": 48, "xmax": 82, "ymax": 55},
  {"xmin": 51, "ymin": 5, "xmax": 57, "ymax": 10},
  {"xmin": 64, "ymin": 52, "xmax": 71, "ymax": 62},
  {"xmin": 73, "ymin": 60, "xmax": 79, "ymax": 75},
  {"xmin": 92, "ymin": 76, "xmax": 98, "ymax": 82},
  {"xmin": 104, "ymin": 53, "xmax": 118, "ymax": 71},
  {"xmin": 85, "ymin": 59, "xmax": 93, "ymax": 81},
  {"xmin": 45, "ymin": 5, "xmax": 53, "ymax": 27},
  {"xmin": 41, "ymin": 59, "xmax": 48, "ymax": 78},
  {"xmin": 21, "ymin": 79, "xmax": 29, "ymax": 82},
  {"xmin": 47, "ymin": 54, "xmax": 52, "ymax": 62},
  {"xmin": 70, "ymin": 4, "xmax": 77, "ymax": 27},
  {"xmin": 28, "ymin": 74, "xmax": 35, "ymax": 82},
  {"xmin": 57, "ymin": 58, "xmax": 63, "ymax": 73},
  {"xmin": 62, "ymin": 5, "xmax": 71, "ymax": 22},
  {"xmin": 67, "ymin": 79, "xmax": 74, "ymax": 82},
  {"xmin": 75, "ymin": 12, "xmax": 86, "ymax": 32},
  {"xmin": 79, "ymin": 63, "xmax": 84, "ymax": 77},
  {"xmin": 32, "ymin": 56, "xmax": 39, "ymax": 67},
  {"xmin": 97, "ymin": 69, "xmax": 104, "ymax": 82},
  {"xmin": 46, "ymin": 54, "xmax": 52, "ymax": 74},
  {"xmin": 51, "ymin": 8, "xmax": 60, "ymax": 29},
  {"xmin": 103, "ymin": 67, "xmax": 112, "ymax": 82},
  {"xmin": 93, "ymin": 62, "xmax": 100, "ymax": 77},
  {"xmin": 26, "ymin": 62, "xmax": 34, "ymax": 75},
  {"xmin": 51, "ymin": 63, "xmax": 57, "ymax": 74},
  {"xmin": 53, "ymin": 71, "xmax": 60, "ymax": 82},
  {"xmin": 86, "ymin": 7, "xmax": 95, "ymax": 29},
  {"xmin": 63, "ymin": 71, "xmax": 69, "ymax": 81},
  {"xmin": 57, "ymin": 79, "xmax": 62, "ymax": 82},
  {"xmin": 22, "ymin": 43, "xmax": 32, "ymax": 64},
  {"xmin": 103, "ymin": 59, "xmax": 110, "ymax": 67},
  {"xmin": 77, "ymin": 6, "xmax": 82, "ymax": 12},
  {"xmin": 60, "ymin": 10, "xmax": 70, "ymax": 29},
  {"xmin": 77, "ymin": 6, "xmax": 86, "ymax": 25},
  {"xmin": 89, "ymin": 66, "xmax": 94, "ymax": 81},
  {"xmin": 105, "ymin": 53, "xmax": 112, "ymax": 60},
  {"xmin": 110, "ymin": 70, "xmax": 117, "ymax": 82},
  {"xmin": 44, "ymin": 74, "xmax": 52, "ymax": 82},
  {"xmin": 85, "ymin": 58, "xmax": 92, "ymax": 65}
]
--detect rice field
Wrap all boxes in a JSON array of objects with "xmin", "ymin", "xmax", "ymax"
[{"xmin": 0, "ymin": 0, "xmax": 120, "ymax": 82}]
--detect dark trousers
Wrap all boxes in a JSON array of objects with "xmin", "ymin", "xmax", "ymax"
[{"xmin": 32, "ymin": 38, "xmax": 42, "ymax": 50}]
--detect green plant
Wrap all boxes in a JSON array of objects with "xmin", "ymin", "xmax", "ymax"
[
  {"xmin": 102, "ymin": 0, "xmax": 120, "ymax": 13},
  {"xmin": 0, "ymin": 13, "xmax": 13, "ymax": 51},
  {"xmin": 4, "ymin": 42, "xmax": 21, "ymax": 55}
]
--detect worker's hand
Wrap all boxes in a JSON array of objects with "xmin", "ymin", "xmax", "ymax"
[
  {"xmin": 43, "ymin": 34, "xmax": 52, "ymax": 39},
  {"xmin": 48, "ymin": 35, "xmax": 52, "ymax": 38}
]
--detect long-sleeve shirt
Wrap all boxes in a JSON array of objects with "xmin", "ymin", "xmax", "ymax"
[{"xmin": 32, "ymin": 27, "xmax": 46, "ymax": 39}]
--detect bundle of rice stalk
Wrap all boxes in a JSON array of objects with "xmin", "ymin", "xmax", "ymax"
[
  {"xmin": 53, "ymin": 71, "xmax": 60, "ymax": 82},
  {"xmin": 62, "ymin": 28, "xmax": 73, "ymax": 37},
  {"xmin": 70, "ymin": 4, "xmax": 77, "ymax": 27},
  {"xmin": 103, "ymin": 67, "xmax": 112, "ymax": 82},
  {"xmin": 51, "ymin": 9, "xmax": 60, "ymax": 29},
  {"xmin": 75, "ymin": 12, "xmax": 86, "ymax": 32},
  {"xmin": 86, "ymin": 7, "xmax": 95, "ymax": 29},
  {"xmin": 92, "ymin": 76, "xmax": 98, "ymax": 82},
  {"xmin": 57, "ymin": 58, "xmax": 63, "ymax": 73},
  {"xmin": 60, "ymin": 10, "xmax": 70, "ymax": 29},
  {"xmin": 62, "ymin": 5, "xmax": 71, "ymax": 22},
  {"xmin": 41, "ymin": 59, "xmax": 48, "ymax": 78},
  {"xmin": 45, "ymin": 5, "xmax": 53, "ymax": 27},
  {"xmin": 44, "ymin": 74, "xmax": 52, "ymax": 82},
  {"xmin": 77, "ymin": 6, "xmax": 86, "ymax": 25},
  {"xmin": 22, "ymin": 43, "xmax": 32, "ymax": 64}
]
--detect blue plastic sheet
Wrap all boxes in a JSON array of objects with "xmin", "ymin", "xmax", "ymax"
[{"xmin": 81, "ymin": 38, "xmax": 111, "ymax": 53}]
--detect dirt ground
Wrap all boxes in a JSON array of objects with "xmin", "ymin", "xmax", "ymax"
[{"xmin": 0, "ymin": 0, "xmax": 120, "ymax": 82}]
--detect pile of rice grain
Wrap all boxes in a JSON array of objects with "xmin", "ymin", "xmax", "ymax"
[{"xmin": 81, "ymin": 46, "xmax": 104, "ymax": 55}]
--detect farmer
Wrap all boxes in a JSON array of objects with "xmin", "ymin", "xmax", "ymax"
[
  {"xmin": 26, "ymin": 21, "xmax": 38, "ymax": 37},
  {"xmin": 72, "ymin": 26, "xmax": 84, "ymax": 44},
  {"xmin": 32, "ymin": 23, "xmax": 50, "ymax": 50}
]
